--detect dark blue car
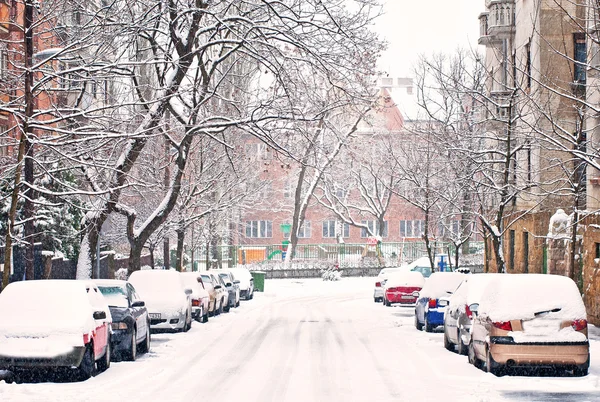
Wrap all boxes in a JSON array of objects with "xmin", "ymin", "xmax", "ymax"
[{"xmin": 414, "ymin": 272, "xmax": 467, "ymax": 332}]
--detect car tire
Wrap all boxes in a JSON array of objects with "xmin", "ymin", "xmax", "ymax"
[
  {"xmin": 414, "ymin": 314, "xmax": 423, "ymax": 331},
  {"xmin": 77, "ymin": 344, "xmax": 95, "ymax": 381},
  {"xmin": 443, "ymin": 329, "xmax": 453, "ymax": 351},
  {"xmin": 486, "ymin": 346, "xmax": 502, "ymax": 376},
  {"xmin": 97, "ymin": 341, "xmax": 111, "ymax": 372},
  {"xmin": 139, "ymin": 326, "xmax": 150, "ymax": 354},
  {"xmin": 224, "ymin": 302, "xmax": 230, "ymax": 313},
  {"xmin": 183, "ymin": 312, "xmax": 191, "ymax": 332},
  {"xmin": 217, "ymin": 300, "xmax": 224, "ymax": 315},
  {"xmin": 373, "ymin": 297, "xmax": 378, "ymax": 303},
  {"xmin": 236, "ymin": 299, "xmax": 240, "ymax": 308},
  {"xmin": 424, "ymin": 315, "xmax": 433, "ymax": 333},
  {"xmin": 127, "ymin": 330, "xmax": 137, "ymax": 361},
  {"xmin": 457, "ymin": 330, "xmax": 468, "ymax": 355}
]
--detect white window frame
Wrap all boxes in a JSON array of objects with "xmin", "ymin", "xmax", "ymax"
[
  {"xmin": 297, "ymin": 221, "xmax": 311, "ymax": 238},
  {"xmin": 245, "ymin": 220, "xmax": 272, "ymax": 238}
]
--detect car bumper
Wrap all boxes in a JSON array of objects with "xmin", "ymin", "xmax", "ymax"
[
  {"xmin": 386, "ymin": 293, "xmax": 417, "ymax": 304},
  {"xmin": 373, "ymin": 288, "xmax": 383, "ymax": 298},
  {"xmin": 489, "ymin": 339, "xmax": 590, "ymax": 366},
  {"xmin": 149, "ymin": 313, "xmax": 186, "ymax": 331},
  {"xmin": 191, "ymin": 306, "xmax": 203, "ymax": 319},
  {"xmin": 111, "ymin": 329, "xmax": 134, "ymax": 352},
  {"xmin": 0, "ymin": 347, "xmax": 86, "ymax": 370}
]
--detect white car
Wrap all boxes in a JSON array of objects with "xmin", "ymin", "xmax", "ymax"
[
  {"xmin": 181, "ymin": 273, "xmax": 210, "ymax": 323},
  {"xmin": 227, "ymin": 268, "xmax": 255, "ymax": 300},
  {"xmin": 0, "ymin": 280, "xmax": 112, "ymax": 381},
  {"xmin": 128, "ymin": 270, "xmax": 193, "ymax": 332},
  {"xmin": 373, "ymin": 267, "xmax": 403, "ymax": 302}
]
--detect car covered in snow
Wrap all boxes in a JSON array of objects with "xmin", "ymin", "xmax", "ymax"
[
  {"xmin": 128, "ymin": 269, "xmax": 193, "ymax": 333},
  {"xmin": 442, "ymin": 273, "xmax": 500, "ymax": 355},
  {"xmin": 0, "ymin": 280, "xmax": 112, "ymax": 380},
  {"xmin": 382, "ymin": 271, "xmax": 425, "ymax": 306},
  {"xmin": 227, "ymin": 268, "xmax": 254, "ymax": 300},
  {"xmin": 200, "ymin": 272, "xmax": 226, "ymax": 316},
  {"xmin": 414, "ymin": 272, "xmax": 466, "ymax": 332},
  {"xmin": 468, "ymin": 274, "xmax": 590, "ymax": 376},
  {"xmin": 373, "ymin": 267, "xmax": 403, "ymax": 302},
  {"xmin": 94, "ymin": 279, "xmax": 151, "ymax": 361},
  {"xmin": 213, "ymin": 269, "xmax": 241, "ymax": 310},
  {"xmin": 181, "ymin": 272, "xmax": 210, "ymax": 322}
]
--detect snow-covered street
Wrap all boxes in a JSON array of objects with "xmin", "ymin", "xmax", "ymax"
[{"xmin": 1, "ymin": 277, "xmax": 599, "ymax": 402}]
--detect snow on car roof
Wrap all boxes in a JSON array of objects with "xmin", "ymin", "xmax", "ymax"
[
  {"xmin": 418, "ymin": 272, "xmax": 467, "ymax": 299},
  {"xmin": 385, "ymin": 271, "xmax": 425, "ymax": 287},
  {"xmin": 448, "ymin": 273, "xmax": 501, "ymax": 311},
  {"xmin": 129, "ymin": 269, "xmax": 184, "ymax": 294},
  {"xmin": 478, "ymin": 274, "xmax": 586, "ymax": 322}
]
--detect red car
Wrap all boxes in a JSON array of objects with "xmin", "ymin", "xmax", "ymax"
[
  {"xmin": 383, "ymin": 271, "xmax": 425, "ymax": 306},
  {"xmin": 0, "ymin": 280, "xmax": 112, "ymax": 381}
]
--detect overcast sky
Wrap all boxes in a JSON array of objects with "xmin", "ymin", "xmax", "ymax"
[{"xmin": 372, "ymin": 0, "xmax": 483, "ymax": 78}]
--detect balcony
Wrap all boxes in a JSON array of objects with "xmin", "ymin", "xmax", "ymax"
[{"xmin": 479, "ymin": 0, "xmax": 515, "ymax": 46}]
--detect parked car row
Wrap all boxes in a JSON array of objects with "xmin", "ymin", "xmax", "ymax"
[
  {"xmin": 374, "ymin": 265, "xmax": 591, "ymax": 377},
  {"xmin": 0, "ymin": 267, "xmax": 256, "ymax": 383}
]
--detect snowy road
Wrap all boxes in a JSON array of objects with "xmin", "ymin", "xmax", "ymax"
[{"xmin": 1, "ymin": 277, "xmax": 599, "ymax": 402}]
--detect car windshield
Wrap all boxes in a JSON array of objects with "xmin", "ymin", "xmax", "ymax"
[
  {"xmin": 218, "ymin": 273, "xmax": 229, "ymax": 282},
  {"xmin": 200, "ymin": 275, "xmax": 212, "ymax": 285},
  {"xmin": 98, "ymin": 286, "xmax": 129, "ymax": 308}
]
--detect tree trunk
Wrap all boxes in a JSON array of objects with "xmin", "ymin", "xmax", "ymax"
[
  {"xmin": 127, "ymin": 242, "xmax": 144, "ymax": 276},
  {"xmin": 149, "ymin": 244, "xmax": 155, "ymax": 269},
  {"xmin": 176, "ymin": 226, "xmax": 185, "ymax": 272}
]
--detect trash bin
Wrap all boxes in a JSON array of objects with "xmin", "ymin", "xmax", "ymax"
[{"xmin": 251, "ymin": 271, "xmax": 266, "ymax": 292}]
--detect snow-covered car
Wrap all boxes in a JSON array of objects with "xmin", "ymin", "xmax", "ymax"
[
  {"xmin": 442, "ymin": 273, "xmax": 500, "ymax": 355},
  {"xmin": 94, "ymin": 279, "xmax": 151, "ymax": 361},
  {"xmin": 373, "ymin": 267, "xmax": 403, "ymax": 302},
  {"xmin": 213, "ymin": 269, "xmax": 241, "ymax": 310},
  {"xmin": 128, "ymin": 270, "xmax": 193, "ymax": 333},
  {"xmin": 227, "ymin": 268, "xmax": 254, "ymax": 300},
  {"xmin": 382, "ymin": 271, "xmax": 425, "ymax": 306},
  {"xmin": 468, "ymin": 274, "xmax": 590, "ymax": 376},
  {"xmin": 414, "ymin": 272, "xmax": 467, "ymax": 332},
  {"xmin": 0, "ymin": 280, "xmax": 112, "ymax": 381},
  {"xmin": 181, "ymin": 272, "xmax": 210, "ymax": 323},
  {"xmin": 200, "ymin": 272, "xmax": 225, "ymax": 316}
]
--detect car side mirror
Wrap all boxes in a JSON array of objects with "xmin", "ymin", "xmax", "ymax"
[
  {"xmin": 131, "ymin": 300, "xmax": 145, "ymax": 308},
  {"xmin": 226, "ymin": 282, "xmax": 232, "ymax": 287},
  {"xmin": 214, "ymin": 284, "xmax": 222, "ymax": 290},
  {"xmin": 185, "ymin": 288, "xmax": 193, "ymax": 295},
  {"xmin": 233, "ymin": 280, "xmax": 240, "ymax": 284},
  {"xmin": 93, "ymin": 311, "xmax": 106, "ymax": 320}
]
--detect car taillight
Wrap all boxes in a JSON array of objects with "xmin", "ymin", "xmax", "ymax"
[
  {"xmin": 192, "ymin": 299, "xmax": 200, "ymax": 307},
  {"xmin": 572, "ymin": 319, "xmax": 587, "ymax": 331},
  {"xmin": 428, "ymin": 299, "xmax": 437, "ymax": 308},
  {"xmin": 493, "ymin": 321, "xmax": 512, "ymax": 331},
  {"xmin": 465, "ymin": 304, "xmax": 472, "ymax": 319},
  {"xmin": 375, "ymin": 282, "xmax": 381, "ymax": 288}
]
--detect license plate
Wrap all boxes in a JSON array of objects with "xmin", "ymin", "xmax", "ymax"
[
  {"xmin": 401, "ymin": 295, "xmax": 414, "ymax": 299},
  {"xmin": 149, "ymin": 313, "xmax": 161, "ymax": 319}
]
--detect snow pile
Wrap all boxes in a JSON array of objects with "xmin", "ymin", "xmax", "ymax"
[
  {"xmin": 0, "ymin": 280, "xmax": 101, "ymax": 358},
  {"xmin": 418, "ymin": 272, "xmax": 467, "ymax": 299},
  {"xmin": 384, "ymin": 271, "xmax": 425, "ymax": 288},
  {"xmin": 114, "ymin": 268, "xmax": 128, "ymax": 280},
  {"xmin": 548, "ymin": 209, "xmax": 571, "ymax": 239},
  {"xmin": 478, "ymin": 274, "xmax": 586, "ymax": 323}
]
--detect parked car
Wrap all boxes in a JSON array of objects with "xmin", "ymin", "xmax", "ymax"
[
  {"xmin": 200, "ymin": 272, "xmax": 225, "ymax": 316},
  {"xmin": 214, "ymin": 274, "xmax": 230, "ymax": 312},
  {"xmin": 213, "ymin": 269, "xmax": 241, "ymax": 309},
  {"xmin": 468, "ymin": 274, "xmax": 589, "ymax": 376},
  {"xmin": 227, "ymin": 268, "xmax": 254, "ymax": 300},
  {"xmin": 382, "ymin": 271, "xmax": 425, "ymax": 306},
  {"xmin": 414, "ymin": 272, "xmax": 466, "ymax": 332},
  {"xmin": 0, "ymin": 280, "xmax": 112, "ymax": 381},
  {"xmin": 128, "ymin": 269, "xmax": 193, "ymax": 333},
  {"xmin": 94, "ymin": 279, "xmax": 151, "ymax": 361},
  {"xmin": 442, "ymin": 273, "xmax": 500, "ymax": 355},
  {"xmin": 373, "ymin": 267, "xmax": 403, "ymax": 302},
  {"xmin": 181, "ymin": 272, "xmax": 210, "ymax": 323}
]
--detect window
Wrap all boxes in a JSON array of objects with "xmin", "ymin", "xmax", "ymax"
[
  {"xmin": 525, "ymin": 41, "xmax": 532, "ymax": 90},
  {"xmin": 245, "ymin": 220, "xmax": 272, "ymax": 238},
  {"xmin": 574, "ymin": 34, "xmax": 586, "ymax": 84},
  {"xmin": 283, "ymin": 180, "xmax": 292, "ymax": 198},
  {"xmin": 297, "ymin": 221, "xmax": 311, "ymax": 238},
  {"xmin": 509, "ymin": 230, "xmax": 515, "ymax": 271},
  {"xmin": 523, "ymin": 231, "xmax": 529, "ymax": 273},
  {"xmin": 361, "ymin": 220, "xmax": 388, "ymax": 238},
  {"xmin": 400, "ymin": 220, "xmax": 424, "ymax": 238},
  {"xmin": 595, "ymin": 243, "xmax": 600, "ymax": 259},
  {"xmin": 0, "ymin": 48, "xmax": 6, "ymax": 78},
  {"xmin": 322, "ymin": 220, "xmax": 349, "ymax": 238},
  {"xmin": 0, "ymin": 125, "xmax": 8, "ymax": 157}
]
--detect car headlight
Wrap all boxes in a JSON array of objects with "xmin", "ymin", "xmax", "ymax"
[{"xmin": 111, "ymin": 322, "xmax": 128, "ymax": 330}]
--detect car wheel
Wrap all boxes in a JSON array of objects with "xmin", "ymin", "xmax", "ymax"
[
  {"xmin": 139, "ymin": 326, "xmax": 150, "ymax": 354},
  {"xmin": 468, "ymin": 340, "xmax": 482, "ymax": 369},
  {"xmin": 128, "ymin": 330, "xmax": 137, "ymax": 361},
  {"xmin": 457, "ymin": 330, "xmax": 468, "ymax": 355},
  {"xmin": 373, "ymin": 297, "xmax": 378, "ymax": 303},
  {"xmin": 183, "ymin": 312, "xmax": 191, "ymax": 332},
  {"xmin": 202, "ymin": 310, "xmax": 209, "ymax": 323},
  {"xmin": 217, "ymin": 300, "xmax": 224, "ymax": 315},
  {"xmin": 443, "ymin": 329, "xmax": 453, "ymax": 351},
  {"xmin": 97, "ymin": 341, "xmax": 111, "ymax": 372},
  {"xmin": 486, "ymin": 346, "xmax": 502, "ymax": 376},
  {"xmin": 236, "ymin": 299, "xmax": 240, "ymax": 308},
  {"xmin": 224, "ymin": 301, "xmax": 230, "ymax": 313},
  {"xmin": 424, "ymin": 315, "xmax": 433, "ymax": 333},
  {"xmin": 77, "ymin": 344, "xmax": 95, "ymax": 381},
  {"xmin": 414, "ymin": 314, "xmax": 423, "ymax": 331}
]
